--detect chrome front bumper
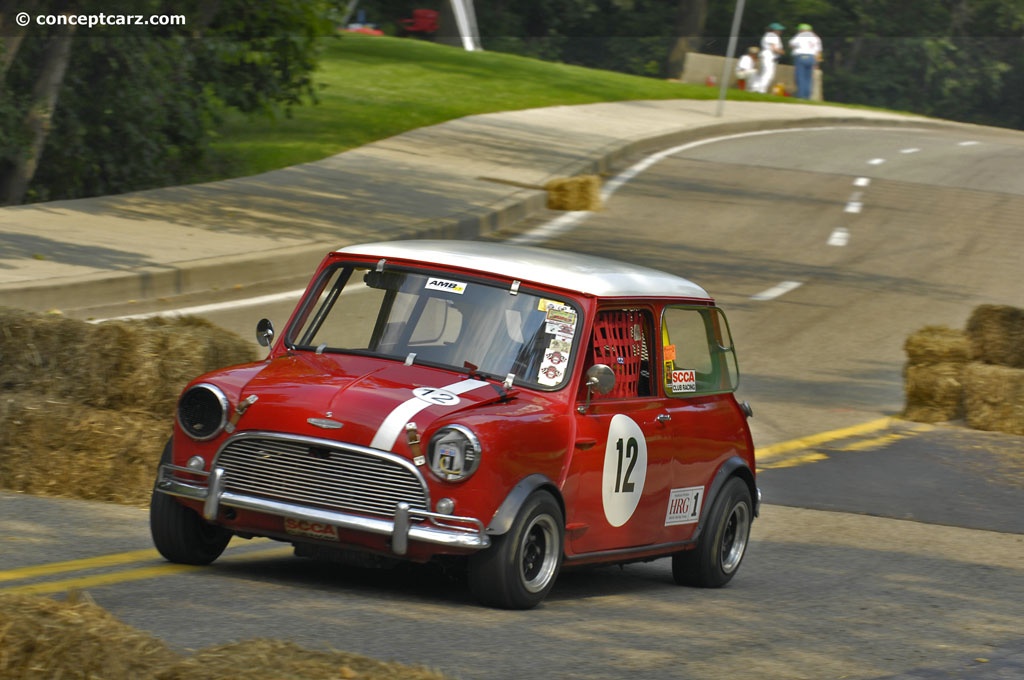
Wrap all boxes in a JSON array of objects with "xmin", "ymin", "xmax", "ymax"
[{"xmin": 156, "ymin": 464, "xmax": 490, "ymax": 555}]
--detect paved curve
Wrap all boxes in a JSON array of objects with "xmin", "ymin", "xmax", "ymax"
[{"xmin": 0, "ymin": 100, "xmax": 942, "ymax": 315}]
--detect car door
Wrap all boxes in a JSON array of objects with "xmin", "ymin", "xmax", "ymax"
[
  {"xmin": 564, "ymin": 307, "xmax": 682, "ymax": 557},
  {"xmin": 657, "ymin": 305, "xmax": 749, "ymax": 540}
]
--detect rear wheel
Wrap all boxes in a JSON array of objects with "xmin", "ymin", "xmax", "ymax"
[
  {"xmin": 149, "ymin": 438, "xmax": 231, "ymax": 565},
  {"xmin": 672, "ymin": 477, "xmax": 752, "ymax": 587},
  {"xmin": 468, "ymin": 490, "xmax": 563, "ymax": 609}
]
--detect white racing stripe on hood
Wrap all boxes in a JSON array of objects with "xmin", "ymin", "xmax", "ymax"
[{"xmin": 369, "ymin": 379, "xmax": 490, "ymax": 451}]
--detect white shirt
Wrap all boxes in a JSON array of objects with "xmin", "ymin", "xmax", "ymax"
[
  {"xmin": 789, "ymin": 31, "xmax": 822, "ymax": 57},
  {"xmin": 760, "ymin": 33, "xmax": 783, "ymax": 63}
]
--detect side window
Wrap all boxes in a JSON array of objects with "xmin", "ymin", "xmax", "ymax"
[
  {"xmin": 589, "ymin": 309, "xmax": 653, "ymax": 399},
  {"xmin": 661, "ymin": 306, "xmax": 739, "ymax": 396}
]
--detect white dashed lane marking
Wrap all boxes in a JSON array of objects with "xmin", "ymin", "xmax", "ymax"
[
  {"xmin": 751, "ymin": 281, "xmax": 803, "ymax": 301},
  {"xmin": 828, "ymin": 228, "xmax": 850, "ymax": 247}
]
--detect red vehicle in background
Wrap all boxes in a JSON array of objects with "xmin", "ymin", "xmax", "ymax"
[{"xmin": 151, "ymin": 240, "xmax": 758, "ymax": 609}]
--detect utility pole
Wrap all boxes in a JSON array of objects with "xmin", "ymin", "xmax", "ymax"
[{"xmin": 716, "ymin": 0, "xmax": 747, "ymax": 117}]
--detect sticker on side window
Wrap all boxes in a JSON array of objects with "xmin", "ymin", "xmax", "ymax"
[
  {"xmin": 425, "ymin": 277, "xmax": 467, "ymax": 294},
  {"xmin": 670, "ymin": 369, "xmax": 697, "ymax": 393},
  {"xmin": 543, "ymin": 303, "xmax": 577, "ymax": 337}
]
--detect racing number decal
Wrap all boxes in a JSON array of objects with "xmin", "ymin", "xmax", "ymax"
[
  {"xmin": 412, "ymin": 387, "xmax": 461, "ymax": 406},
  {"xmin": 614, "ymin": 438, "xmax": 638, "ymax": 493},
  {"xmin": 602, "ymin": 414, "xmax": 648, "ymax": 527}
]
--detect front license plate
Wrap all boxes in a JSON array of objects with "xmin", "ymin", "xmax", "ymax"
[{"xmin": 284, "ymin": 517, "xmax": 339, "ymax": 541}]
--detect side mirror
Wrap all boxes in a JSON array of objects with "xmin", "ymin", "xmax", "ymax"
[
  {"xmin": 577, "ymin": 364, "xmax": 616, "ymax": 414},
  {"xmin": 256, "ymin": 318, "xmax": 275, "ymax": 348}
]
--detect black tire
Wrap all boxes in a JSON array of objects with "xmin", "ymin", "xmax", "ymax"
[
  {"xmin": 149, "ymin": 438, "xmax": 231, "ymax": 565},
  {"xmin": 468, "ymin": 490, "xmax": 564, "ymax": 609},
  {"xmin": 672, "ymin": 477, "xmax": 752, "ymax": 588}
]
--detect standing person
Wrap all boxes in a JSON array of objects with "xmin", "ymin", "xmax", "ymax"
[
  {"xmin": 789, "ymin": 23, "xmax": 822, "ymax": 99},
  {"xmin": 734, "ymin": 46, "xmax": 759, "ymax": 90},
  {"xmin": 751, "ymin": 23, "xmax": 785, "ymax": 94}
]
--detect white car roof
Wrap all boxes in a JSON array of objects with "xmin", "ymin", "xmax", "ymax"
[{"xmin": 337, "ymin": 240, "xmax": 711, "ymax": 300}]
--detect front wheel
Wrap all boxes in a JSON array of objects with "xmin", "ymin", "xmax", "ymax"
[
  {"xmin": 149, "ymin": 438, "xmax": 231, "ymax": 565},
  {"xmin": 672, "ymin": 477, "xmax": 752, "ymax": 588},
  {"xmin": 468, "ymin": 490, "xmax": 564, "ymax": 609}
]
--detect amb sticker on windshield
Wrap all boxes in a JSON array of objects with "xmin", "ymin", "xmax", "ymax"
[
  {"xmin": 425, "ymin": 277, "xmax": 466, "ymax": 295},
  {"xmin": 602, "ymin": 414, "xmax": 648, "ymax": 527}
]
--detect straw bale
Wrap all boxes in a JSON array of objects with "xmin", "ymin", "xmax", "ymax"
[
  {"xmin": 79, "ymin": 316, "xmax": 257, "ymax": 415},
  {"xmin": 545, "ymin": 174, "xmax": 602, "ymax": 211},
  {"xmin": 0, "ymin": 308, "xmax": 91, "ymax": 392},
  {"xmin": 903, "ymin": 325, "xmax": 970, "ymax": 366},
  {"xmin": 0, "ymin": 309, "xmax": 256, "ymax": 418},
  {"xmin": 0, "ymin": 594, "xmax": 458, "ymax": 680},
  {"xmin": 157, "ymin": 639, "xmax": 454, "ymax": 680},
  {"xmin": 965, "ymin": 304, "xmax": 1024, "ymax": 368},
  {"xmin": 0, "ymin": 392, "xmax": 168, "ymax": 505},
  {"xmin": 902, "ymin": 362, "xmax": 964, "ymax": 423},
  {"xmin": 0, "ymin": 591, "xmax": 178, "ymax": 679},
  {"xmin": 962, "ymin": 363, "xmax": 1024, "ymax": 435}
]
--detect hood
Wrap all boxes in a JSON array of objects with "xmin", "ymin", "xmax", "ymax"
[{"xmin": 229, "ymin": 353, "xmax": 510, "ymax": 452}]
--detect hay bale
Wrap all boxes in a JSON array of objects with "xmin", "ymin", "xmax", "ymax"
[
  {"xmin": 79, "ymin": 316, "xmax": 257, "ymax": 415},
  {"xmin": 158, "ymin": 639, "xmax": 455, "ymax": 680},
  {"xmin": 0, "ymin": 309, "xmax": 257, "ymax": 418},
  {"xmin": 0, "ymin": 308, "xmax": 91, "ymax": 392},
  {"xmin": 0, "ymin": 591, "xmax": 179, "ymax": 679},
  {"xmin": 903, "ymin": 325, "xmax": 970, "ymax": 365},
  {"xmin": 545, "ymin": 175, "xmax": 602, "ymax": 211},
  {"xmin": 902, "ymin": 362, "xmax": 964, "ymax": 423},
  {"xmin": 965, "ymin": 304, "xmax": 1024, "ymax": 368},
  {"xmin": 0, "ymin": 392, "xmax": 168, "ymax": 505},
  {"xmin": 0, "ymin": 594, "xmax": 457, "ymax": 680},
  {"xmin": 962, "ymin": 363, "xmax": 1024, "ymax": 435}
]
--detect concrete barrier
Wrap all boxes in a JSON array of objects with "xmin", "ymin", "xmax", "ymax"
[{"xmin": 680, "ymin": 51, "xmax": 823, "ymax": 101}]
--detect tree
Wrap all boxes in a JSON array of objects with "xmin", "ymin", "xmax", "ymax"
[
  {"xmin": 665, "ymin": 0, "xmax": 708, "ymax": 80},
  {"xmin": 0, "ymin": 0, "xmax": 334, "ymax": 205},
  {"xmin": 0, "ymin": 23, "xmax": 74, "ymax": 205}
]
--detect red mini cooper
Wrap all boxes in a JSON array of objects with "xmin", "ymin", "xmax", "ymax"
[{"xmin": 151, "ymin": 240, "xmax": 758, "ymax": 609}]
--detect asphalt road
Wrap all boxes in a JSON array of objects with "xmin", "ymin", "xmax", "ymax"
[{"xmin": 3, "ymin": 124, "xmax": 1023, "ymax": 680}]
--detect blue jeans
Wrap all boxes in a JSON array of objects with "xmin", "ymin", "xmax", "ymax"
[{"xmin": 794, "ymin": 54, "xmax": 816, "ymax": 99}]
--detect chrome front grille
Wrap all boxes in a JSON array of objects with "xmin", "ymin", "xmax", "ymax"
[{"xmin": 213, "ymin": 434, "xmax": 429, "ymax": 517}]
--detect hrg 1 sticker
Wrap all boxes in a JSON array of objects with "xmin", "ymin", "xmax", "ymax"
[
  {"xmin": 601, "ymin": 414, "xmax": 647, "ymax": 527},
  {"xmin": 665, "ymin": 486, "xmax": 704, "ymax": 526}
]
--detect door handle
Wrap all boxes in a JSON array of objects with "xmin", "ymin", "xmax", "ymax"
[{"xmin": 656, "ymin": 413, "xmax": 672, "ymax": 423}]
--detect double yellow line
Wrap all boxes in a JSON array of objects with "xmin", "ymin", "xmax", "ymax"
[
  {"xmin": 0, "ymin": 543, "xmax": 292, "ymax": 595},
  {"xmin": 2, "ymin": 418, "xmax": 931, "ymax": 594},
  {"xmin": 757, "ymin": 417, "xmax": 932, "ymax": 470}
]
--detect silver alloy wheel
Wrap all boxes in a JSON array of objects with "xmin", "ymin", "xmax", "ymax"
[
  {"xmin": 520, "ymin": 513, "xmax": 560, "ymax": 593},
  {"xmin": 720, "ymin": 502, "xmax": 751, "ymax": 574}
]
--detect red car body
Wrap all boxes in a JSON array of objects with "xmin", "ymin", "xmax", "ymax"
[{"xmin": 151, "ymin": 240, "xmax": 757, "ymax": 609}]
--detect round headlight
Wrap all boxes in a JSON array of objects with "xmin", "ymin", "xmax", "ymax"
[
  {"xmin": 177, "ymin": 383, "xmax": 228, "ymax": 441},
  {"xmin": 428, "ymin": 425, "xmax": 481, "ymax": 482}
]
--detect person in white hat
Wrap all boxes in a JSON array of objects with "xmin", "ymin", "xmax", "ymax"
[
  {"xmin": 751, "ymin": 22, "xmax": 785, "ymax": 94},
  {"xmin": 789, "ymin": 23, "xmax": 822, "ymax": 99}
]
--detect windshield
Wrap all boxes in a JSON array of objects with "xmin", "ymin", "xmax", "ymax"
[{"xmin": 285, "ymin": 263, "xmax": 582, "ymax": 390}]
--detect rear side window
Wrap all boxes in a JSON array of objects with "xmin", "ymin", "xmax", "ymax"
[{"xmin": 661, "ymin": 306, "xmax": 739, "ymax": 396}]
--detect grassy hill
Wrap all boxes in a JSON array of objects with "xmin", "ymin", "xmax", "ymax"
[{"xmin": 202, "ymin": 34, "xmax": 770, "ymax": 182}]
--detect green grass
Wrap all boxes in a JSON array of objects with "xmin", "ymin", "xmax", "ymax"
[{"xmin": 202, "ymin": 34, "xmax": 780, "ymax": 180}]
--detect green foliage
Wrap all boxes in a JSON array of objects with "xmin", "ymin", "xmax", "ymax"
[
  {"xmin": 0, "ymin": 0, "xmax": 334, "ymax": 204},
  {"xmin": 203, "ymin": 35, "xmax": 729, "ymax": 181}
]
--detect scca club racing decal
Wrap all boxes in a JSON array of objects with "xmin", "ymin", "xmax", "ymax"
[{"xmin": 601, "ymin": 414, "xmax": 648, "ymax": 527}]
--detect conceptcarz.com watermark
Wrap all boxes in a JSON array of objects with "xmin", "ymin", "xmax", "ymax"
[{"xmin": 13, "ymin": 11, "xmax": 187, "ymax": 29}]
